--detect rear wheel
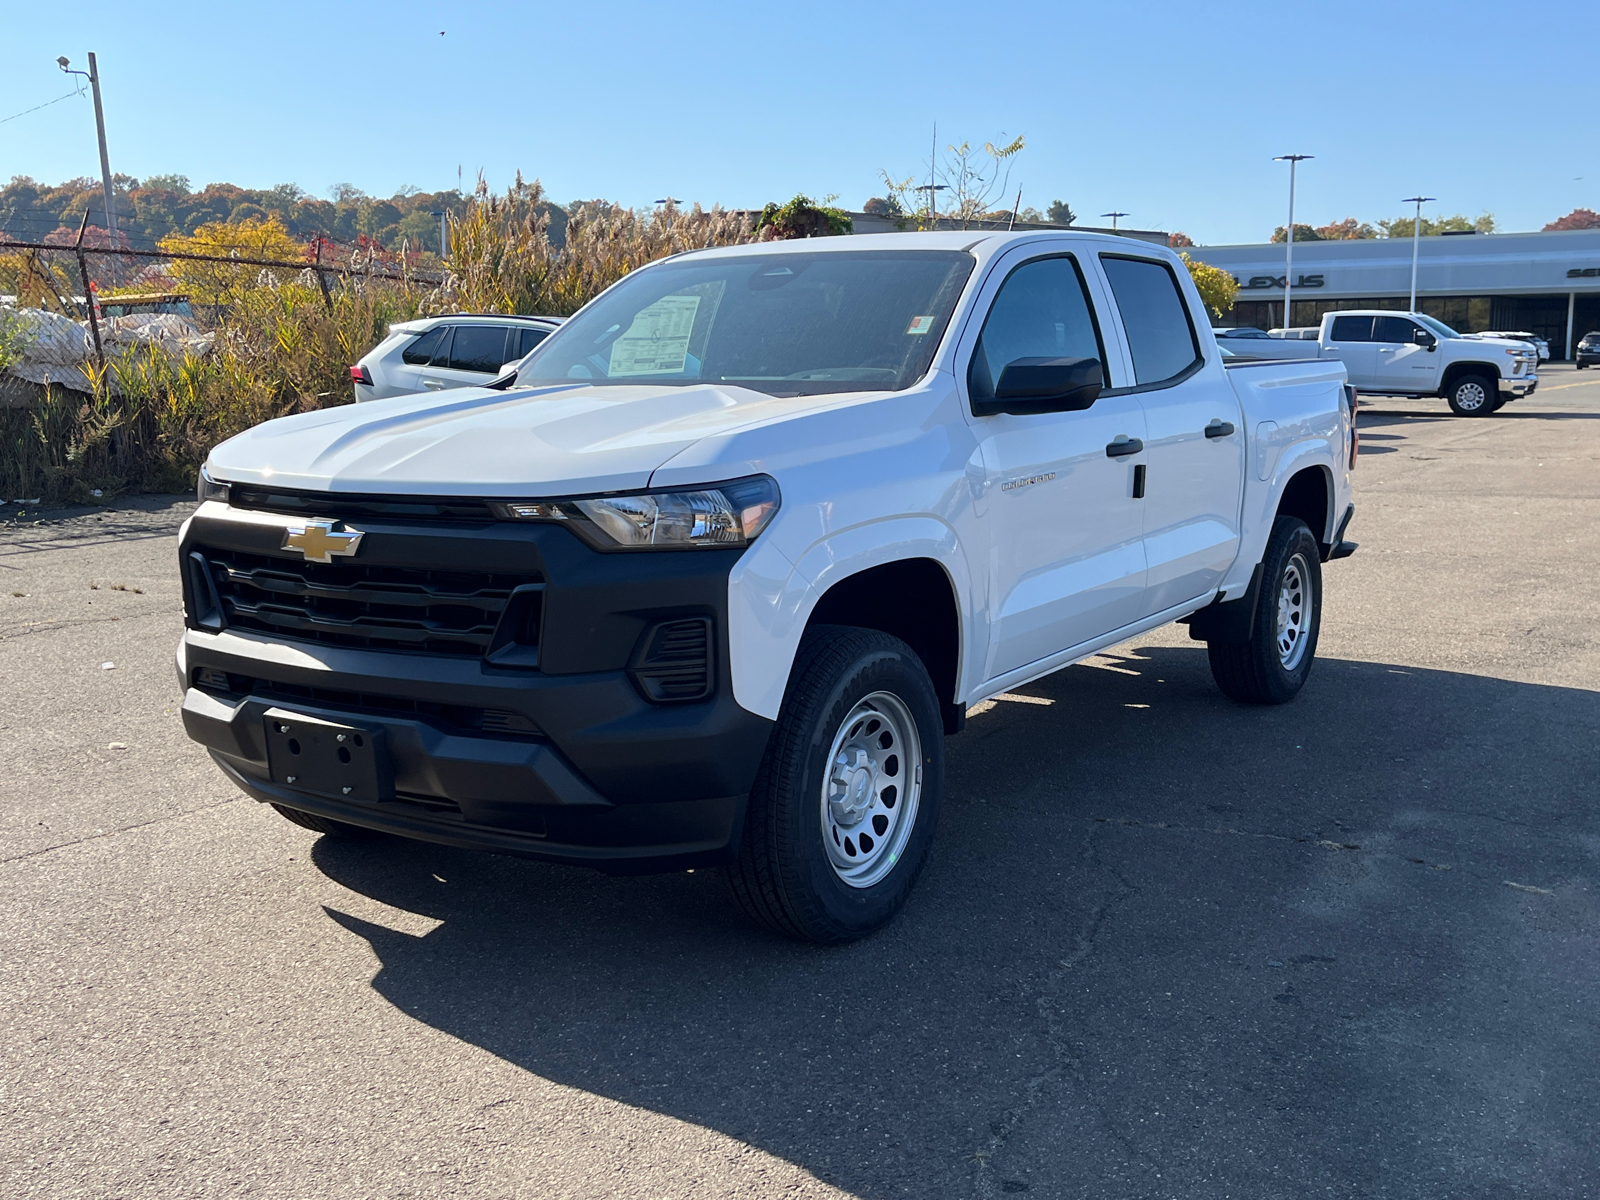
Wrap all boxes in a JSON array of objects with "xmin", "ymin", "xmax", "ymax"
[
  {"xmin": 726, "ymin": 626, "xmax": 944, "ymax": 943},
  {"xmin": 1446, "ymin": 374, "xmax": 1496, "ymax": 416},
  {"xmin": 270, "ymin": 802, "xmax": 379, "ymax": 839},
  {"xmin": 1207, "ymin": 517, "xmax": 1323, "ymax": 705}
]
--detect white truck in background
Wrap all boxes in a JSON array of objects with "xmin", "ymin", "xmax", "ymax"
[{"xmin": 1225, "ymin": 310, "xmax": 1538, "ymax": 415}]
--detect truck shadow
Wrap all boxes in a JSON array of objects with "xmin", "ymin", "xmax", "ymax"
[{"xmin": 311, "ymin": 646, "xmax": 1600, "ymax": 1198}]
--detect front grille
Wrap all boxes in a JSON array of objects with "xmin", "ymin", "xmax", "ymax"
[
  {"xmin": 199, "ymin": 546, "xmax": 541, "ymax": 657},
  {"xmin": 193, "ymin": 669, "xmax": 543, "ymax": 739},
  {"xmin": 229, "ymin": 484, "xmax": 499, "ymax": 524}
]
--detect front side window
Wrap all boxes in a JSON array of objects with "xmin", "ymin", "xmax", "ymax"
[
  {"xmin": 517, "ymin": 250, "xmax": 974, "ymax": 397},
  {"xmin": 1329, "ymin": 315, "xmax": 1374, "ymax": 342},
  {"xmin": 1373, "ymin": 315, "xmax": 1421, "ymax": 344},
  {"xmin": 967, "ymin": 255, "xmax": 1106, "ymax": 407},
  {"xmin": 1099, "ymin": 255, "xmax": 1201, "ymax": 385},
  {"xmin": 449, "ymin": 325, "xmax": 513, "ymax": 373},
  {"xmin": 1414, "ymin": 313, "xmax": 1463, "ymax": 339}
]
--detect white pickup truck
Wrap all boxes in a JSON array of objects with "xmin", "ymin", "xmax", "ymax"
[
  {"xmin": 177, "ymin": 231, "xmax": 1357, "ymax": 942},
  {"xmin": 1226, "ymin": 310, "xmax": 1538, "ymax": 415}
]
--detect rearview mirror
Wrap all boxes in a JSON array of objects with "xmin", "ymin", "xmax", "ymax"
[
  {"xmin": 977, "ymin": 357, "xmax": 1103, "ymax": 416},
  {"xmin": 1413, "ymin": 329, "xmax": 1436, "ymax": 349}
]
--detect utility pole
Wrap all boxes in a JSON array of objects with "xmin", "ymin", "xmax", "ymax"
[
  {"xmin": 1274, "ymin": 155, "xmax": 1313, "ymax": 330},
  {"xmin": 1100, "ymin": 211, "xmax": 1128, "ymax": 231},
  {"xmin": 58, "ymin": 55, "xmax": 116, "ymax": 244},
  {"xmin": 1402, "ymin": 195, "xmax": 1435, "ymax": 312}
]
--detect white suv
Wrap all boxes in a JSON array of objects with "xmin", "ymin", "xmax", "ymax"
[{"xmin": 351, "ymin": 314, "xmax": 562, "ymax": 401}]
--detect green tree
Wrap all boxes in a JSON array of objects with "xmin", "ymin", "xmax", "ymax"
[
  {"xmin": 1271, "ymin": 223, "xmax": 1322, "ymax": 243},
  {"xmin": 1046, "ymin": 199, "xmax": 1075, "ymax": 225},
  {"xmin": 1378, "ymin": 212, "xmax": 1495, "ymax": 238},
  {"xmin": 755, "ymin": 195, "xmax": 852, "ymax": 238}
]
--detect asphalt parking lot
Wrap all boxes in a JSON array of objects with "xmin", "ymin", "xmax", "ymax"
[{"xmin": 3, "ymin": 366, "xmax": 1597, "ymax": 1199}]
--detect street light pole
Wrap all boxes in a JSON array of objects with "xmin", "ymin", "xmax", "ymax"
[
  {"xmin": 1402, "ymin": 195, "xmax": 1435, "ymax": 312},
  {"xmin": 1274, "ymin": 155, "xmax": 1313, "ymax": 330},
  {"xmin": 58, "ymin": 55, "xmax": 116, "ymax": 245},
  {"xmin": 1100, "ymin": 211, "xmax": 1128, "ymax": 232}
]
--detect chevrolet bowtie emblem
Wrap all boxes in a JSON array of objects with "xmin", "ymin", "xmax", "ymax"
[{"xmin": 282, "ymin": 520, "xmax": 364, "ymax": 564}]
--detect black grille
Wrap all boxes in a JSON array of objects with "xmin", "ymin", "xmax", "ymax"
[
  {"xmin": 630, "ymin": 618, "xmax": 713, "ymax": 702},
  {"xmin": 193, "ymin": 670, "xmax": 542, "ymax": 739},
  {"xmin": 228, "ymin": 485, "xmax": 499, "ymax": 524},
  {"xmin": 199, "ymin": 547, "xmax": 541, "ymax": 657}
]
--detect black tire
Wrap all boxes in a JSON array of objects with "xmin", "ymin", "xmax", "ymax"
[
  {"xmin": 1207, "ymin": 517, "xmax": 1322, "ymax": 705},
  {"xmin": 1446, "ymin": 373, "xmax": 1497, "ymax": 416},
  {"xmin": 726, "ymin": 625, "xmax": 944, "ymax": 943},
  {"xmin": 270, "ymin": 802, "xmax": 379, "ymax": 839}
]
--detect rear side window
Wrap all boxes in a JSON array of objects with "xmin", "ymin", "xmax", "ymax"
[
  {"xmin": 448, "ymin": 325, "xmax": 513, "ymax": 373},
  {"xmin": 1329, "ymin": 315, "xmax": 1374, "ymax": 342},
  {"xmin": 967, "ymin": 255, "xmax": 1107, "ymax": 407},
  {"xmin": 1099, "ymin": 256, "xmax": 1201, "ymax": 385},
  {"xmin": 401, "ymin": 326, "xmax": 449, "ymax": 365},
  {"xmin": 1373, "ymin": 315, "xmax": 1419, "ymax": 343}
]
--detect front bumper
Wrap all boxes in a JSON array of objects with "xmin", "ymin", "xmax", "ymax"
[
  {"xmin": 177, "ymin": 500, "xmax": 774, "ymax": 872},
  {"xmin": 1500, "ymin": 375, "xmax": 1537, "ymax": 398}
]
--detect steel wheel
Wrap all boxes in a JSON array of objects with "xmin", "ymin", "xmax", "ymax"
[
  {"xmin": 1276, "ymin": 552, "xmax": 1312, "ymax": 671},
  {"xmin": 1451, "ymin": 379, "xmax": 1490, "ymax": 413},
  {"xmin": 820, "ymin": 691, "xmax": 922, "ymax": 889}
]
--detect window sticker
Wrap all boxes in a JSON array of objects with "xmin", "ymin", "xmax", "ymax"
[
  {"xmin": 608, "ymin": 295, "xmax": 702, "ymax": 377},
  {"xmin": 905, "ymin": 315, "xmax": 935, "ymax": 336}
]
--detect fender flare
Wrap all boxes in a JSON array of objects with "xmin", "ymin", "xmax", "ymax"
[{"xmin": 726, "ymin": 516, "xmax": 975, "ymax": 720}]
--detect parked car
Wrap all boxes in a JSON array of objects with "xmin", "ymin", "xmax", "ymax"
[
  {"xmin": 1470, "ymin": 330, "xmax": 1550, "ymax": 360},
  {"xmin": 181, "ymin": 230, "xmax": 1356, "ymax": 942},
  {"xmin": 1211, "ymin": 326, "xmax": 1272, "ymax": 339},
  {"xmin": 1268, "ymin": 327, "xmax": 1321, "ymax": 340},
  {"xmin": 350, "ymin": 314, "xmax": 562, "ymax": 400},
  {"xmin": 1577, "ymin": 331, "xmax": 1600, "ymax": 369}
]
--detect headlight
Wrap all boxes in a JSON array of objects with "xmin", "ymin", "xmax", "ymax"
[
  {"xmin": 196, "ymin": 466, "xmax": 230, "ymax": 503},
  {"xmin": 491, "ymin": 475, "xmax": 780, "ymax": 550}
]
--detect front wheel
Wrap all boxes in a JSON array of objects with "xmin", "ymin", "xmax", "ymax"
[
  {"xmin": 726, "ymin": 626, "xmax": 944, "ymax": 943},
  {"xmin": 1446, "ymin": 374, "xmax": 1497, "ymax": 416},
  {"xmin": 1207, "ymin": 517, "xmax": 1323, "ymax": 705}
]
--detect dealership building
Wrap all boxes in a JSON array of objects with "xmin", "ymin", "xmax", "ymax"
[{"xmin": 1188, "ymin": 228, "xmax": 1600, "ymax": 358}]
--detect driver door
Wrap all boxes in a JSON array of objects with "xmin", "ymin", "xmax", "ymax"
[
  {"xmin": 1371, "ymin": 314, "xmax": 1442, "ymax": 391},
  {"xmin": 960, "ymin": 250, "xmax": 1148, "ymax": 682}
]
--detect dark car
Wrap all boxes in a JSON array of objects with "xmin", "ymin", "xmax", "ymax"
[{"xmin": 1577, "ymin": 332, "xmax": 1600, "ymax": 370}]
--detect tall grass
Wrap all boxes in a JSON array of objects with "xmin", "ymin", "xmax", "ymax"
[{"xmin": 0, "ymin": 178, "xmax": 760, "ymax": 503}]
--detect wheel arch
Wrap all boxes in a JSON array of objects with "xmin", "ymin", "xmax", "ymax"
[
  {"xmin": 806, "ymin": 557, "xmax": 966, "ymax": 734},
  {"xmin": 1275, "ymin": 463, "xmax": 1335, "ymax": 545},
  {"xmin": 1441, "ymin": 360, "xmax": 1501, "ymax": 391}
]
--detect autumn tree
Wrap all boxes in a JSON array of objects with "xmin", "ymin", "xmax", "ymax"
[
  {"xmin": 159, "ymin": 216, "xmax": 306, "ymax": 303},
  {"xmin": 1543, "ymin": 208, "xmax": 1600, "ymax": 231},
  {"xmin": 1181, "ymin": 252, "xmax": 1238, "ymax": 319},
  {"xmin": 1168, "ymin": 231, "xmax": 1195, "ymax": 248}
]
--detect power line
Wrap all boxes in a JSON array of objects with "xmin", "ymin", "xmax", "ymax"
[{"xmin": 0, "ymin": 86, "xmax": 85, "ymax": 127}]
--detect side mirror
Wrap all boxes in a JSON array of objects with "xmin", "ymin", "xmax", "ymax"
[
  {"xmin": 1413, "ymin": 329, "xmax": 1437, "ymax": 350},
  {"xmin": 978, "ymin": 357, "xmax": 1103, "ymax": 416}
]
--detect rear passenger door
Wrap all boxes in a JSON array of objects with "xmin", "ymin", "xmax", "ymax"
[
  {"xmin": 1323, "ymin": 315, "xmax": 1376, "ymax": 388},
  {"xmin": 419, "ymin": 324, "xmax": 515, "ymax": 391},
  {"xmin": 1098, "ymin": 254, "xmax": 1245, "ymax": 617}
]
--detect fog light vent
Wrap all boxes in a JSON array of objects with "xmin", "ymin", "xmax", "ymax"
[{"xmin": 629, "ymin": 618, "xmax": 713, "ymax": 703}]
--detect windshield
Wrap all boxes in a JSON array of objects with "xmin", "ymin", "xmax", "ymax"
[
  {"xmin": 1414, "ymin": 313, "xmax": 1462, "ymax": 339},
  {"xmin": 516, "ymin": 250, "xmax": 975, "ymax": 396}
]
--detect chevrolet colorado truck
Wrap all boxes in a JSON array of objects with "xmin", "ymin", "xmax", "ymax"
[
  {"xmin": 177, "ymin": 231, "xmax": 1357, "ymax": 942},
  {"xmin": 1220, "ymin": 309, "xmax": 1537, "ymax": 415}
]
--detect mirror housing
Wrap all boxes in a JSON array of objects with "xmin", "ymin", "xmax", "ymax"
[
  {"xmin": 1413, "ymin": 329, "xmax": 1437, "ymax": 350},
  {"xmin": 977, "ymin": 356, "xmax": 1103, "ymax": 416}
]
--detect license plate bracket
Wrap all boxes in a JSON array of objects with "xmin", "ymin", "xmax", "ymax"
[{"xmin": 263, "ymin": 708, "xmax": 391, "ymax": 803}]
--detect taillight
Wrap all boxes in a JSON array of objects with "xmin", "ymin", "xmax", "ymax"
[{"xmin": 350, "ymin": 365, "xmax": 373, "ymax": 386}]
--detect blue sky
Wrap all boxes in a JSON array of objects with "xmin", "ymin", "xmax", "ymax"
[{"xmin": 2, "ymin": 0, "xmax": 1592, "ymax": 245}]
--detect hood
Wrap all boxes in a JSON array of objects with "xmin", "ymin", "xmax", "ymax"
[{"xmin": 204, "ymin": 382, "xmax": 828, "ymax": 497}]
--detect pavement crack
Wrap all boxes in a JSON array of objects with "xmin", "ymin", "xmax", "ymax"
[{"xmin": 0, "ymin": 796, "xmax": 244, "ymax": 866}]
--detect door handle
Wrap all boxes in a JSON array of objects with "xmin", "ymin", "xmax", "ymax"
[
  {"xmin": 422, "ymin": 380, "xmax": 447, "ymax": 390},
  {"xmin": 1204, "ymin": 420, "xmax": 1235, "ymax": 439},
  {"xmin": 1105, "ymin": 436, "xmax": 1143, "ymax": 458}
]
